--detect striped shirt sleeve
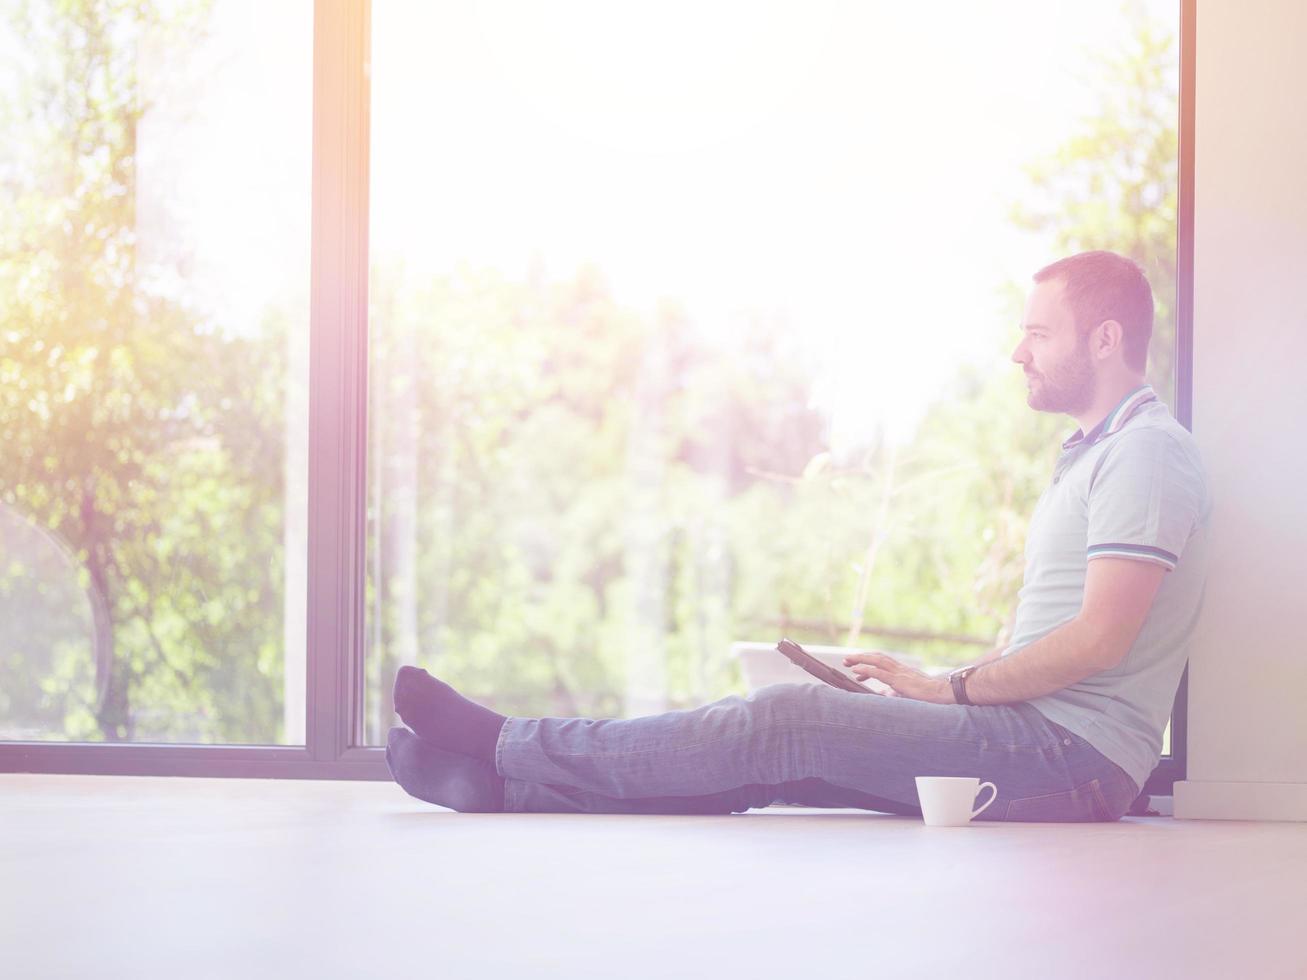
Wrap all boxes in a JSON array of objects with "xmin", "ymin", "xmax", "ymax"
[{"xmin": 1086, "ymin": 428, "xmax": 1205, "ymax": 572}]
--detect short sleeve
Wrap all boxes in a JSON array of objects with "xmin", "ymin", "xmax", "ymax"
[{"xmin": 1086, "ymin": 428, "xmax": 1205, "ymax": 571}]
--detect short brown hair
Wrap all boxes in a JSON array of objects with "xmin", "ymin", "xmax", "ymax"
[{"xmin": 1033, "ymin": 250, "xmax": 1154, "ymax": 372}]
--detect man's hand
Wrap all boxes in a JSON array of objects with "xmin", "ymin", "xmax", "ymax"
[{"xmin": 842, "ymin": 652, "xmax": 954, "ymax": 704}]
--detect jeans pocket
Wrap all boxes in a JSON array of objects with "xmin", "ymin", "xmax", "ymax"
[{"xmin": 1003, "ymin": 778, "xmax": 1111, "ymax": 822}]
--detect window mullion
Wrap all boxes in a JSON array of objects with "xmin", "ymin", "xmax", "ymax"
[{"xmin": 307, "ymin": 0, "xmax": 371, "ymax": 762}]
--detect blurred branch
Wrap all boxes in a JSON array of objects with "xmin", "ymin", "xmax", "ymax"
[
  {"xmin": 741, "ymin": 465, "xmax": 804, "ymax": 486},
  {"xmin": 758, "ymin": 616, "xmax": 992, "ymax": 648}
]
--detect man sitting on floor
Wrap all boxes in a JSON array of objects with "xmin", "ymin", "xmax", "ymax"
[{"xmin": 385, "ymin": 249, "xmax": 1210, "ymax": 822}]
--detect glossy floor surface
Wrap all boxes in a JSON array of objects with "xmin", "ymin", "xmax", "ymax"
[{"xmin": 2, "ymin": 774, "xmax": 1304, "ymax": 979}]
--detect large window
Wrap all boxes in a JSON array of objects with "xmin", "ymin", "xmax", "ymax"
[
  {"xmin": 0, "ymin": 0, "xmax": 312, "ymax": 744},
  {"xmin": 1, "ymin": 0, "xmax": 1191, "ymax": 790},
  {"xmin": 362, "ymin": 0, "xmax": 1184, "ymax": 744}
]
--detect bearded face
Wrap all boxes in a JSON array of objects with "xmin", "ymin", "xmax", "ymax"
[
  {"xmin": 1023, "ymin": 328, "xmax": 1096, "ymax": 415},
  {"xmin": 1012, "ymin": 278, "xmax": 1099, "ymax": 417}
]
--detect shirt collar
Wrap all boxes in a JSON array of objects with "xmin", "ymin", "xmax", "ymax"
[{"xmin": 1060, "ymin": 383, "xmax": 1158, "ymax": 451}]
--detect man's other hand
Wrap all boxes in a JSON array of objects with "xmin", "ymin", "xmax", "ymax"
[{"xmin": 843, "ymin": 652, "xmax": 953, "ymax": 704}]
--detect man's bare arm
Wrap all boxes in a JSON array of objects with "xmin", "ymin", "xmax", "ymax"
[
  {"xmin": 960, "ymin": 618, "xmax": 1115, "ymax": 704},
  {"xmin": 957, "ymin": 557, "xmax": 1167, "ymax": 705}
]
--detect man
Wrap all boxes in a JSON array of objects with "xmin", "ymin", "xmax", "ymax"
[{"xmin": 385, "ymin": 250, "xmax": 1210, "ymax": 822}]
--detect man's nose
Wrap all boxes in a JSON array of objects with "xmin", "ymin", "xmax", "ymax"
[{"xmin": 1011, "ymin": 340, "xmax": 1028, "ymax": 365}]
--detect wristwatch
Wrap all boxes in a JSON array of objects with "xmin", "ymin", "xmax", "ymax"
[{"xmin": 948, "ymin": 664, "xmax": 979, "ymax": 705}]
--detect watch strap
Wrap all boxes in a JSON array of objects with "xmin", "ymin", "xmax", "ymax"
[{"xmin": 949, "ymin": 665, "xmax": 977, "ymax": 705}]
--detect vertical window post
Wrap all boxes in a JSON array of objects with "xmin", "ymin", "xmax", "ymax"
[{"xmin": 308, "ymin": 0, "xmax": 371, "ymax": 762}]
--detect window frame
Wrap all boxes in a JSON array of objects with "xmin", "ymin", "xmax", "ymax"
[
  {"xmin": 1145, "ymin": 0, "xmax": 1198, "ymax": 801},
  {"xmin": 0, "ymin": 0, "xmax": 1197, "ymax": 794},
  {"xmin": 0, "ymin": 0, "xmax": 381, "ymax": 780}
]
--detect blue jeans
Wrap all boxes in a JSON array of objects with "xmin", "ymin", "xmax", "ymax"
[{"xmin": 494, "ymin": 682, "xmax": 1141, "ymax": 821}]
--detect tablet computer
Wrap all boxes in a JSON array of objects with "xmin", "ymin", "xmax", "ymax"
[{"xmin": 776, "ymin": 637, "xmax": 880, "ymax": 695}]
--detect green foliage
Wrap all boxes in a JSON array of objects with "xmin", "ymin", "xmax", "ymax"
[
  {"xmin": 0, "ymin": 0, "xmax": 284, "ymax": 743},
  {"xmin": 1009, "ymin": 0, "xmax": 1180, "ymax": 406}
]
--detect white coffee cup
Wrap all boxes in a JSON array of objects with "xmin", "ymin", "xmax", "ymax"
[{"xmin": 915, "ymin": 776, "xmax": 998, "ymax": 826}]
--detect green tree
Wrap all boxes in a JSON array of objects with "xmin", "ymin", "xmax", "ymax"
[{"xmin": 0, "ymin": 0, "xmax": 291, "ymax": 742}]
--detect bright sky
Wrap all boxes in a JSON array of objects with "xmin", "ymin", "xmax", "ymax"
[{"xmin": 121, "ymin": 0, "xmax": 1176, "ymax": 451}]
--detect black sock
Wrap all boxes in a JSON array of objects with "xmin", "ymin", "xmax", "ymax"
[
  {"xmin": 385, "ymin": 727, "xmax": 505, "ymax": 812},
  {"xmin": 391, "ymin": 665, "xmax": 507, "ymax": 765}
]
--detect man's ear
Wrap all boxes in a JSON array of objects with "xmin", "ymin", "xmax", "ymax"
[{"xmin": 1092, "ymin": 319, "xmax": 1125, "ymax": 361}]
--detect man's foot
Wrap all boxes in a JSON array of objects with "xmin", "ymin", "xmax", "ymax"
[
  {"xmin": 385, "ymin": 727, "xmax": 506, "ymax": 813},
  {"xmin": 391, "ymin": 665, "xmax": 507, "ymax": 765}
]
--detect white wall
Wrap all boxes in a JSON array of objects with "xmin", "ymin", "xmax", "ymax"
[{"xmin": 1174, "ymin": 0, "xmax": 1307, "ymax": 821}]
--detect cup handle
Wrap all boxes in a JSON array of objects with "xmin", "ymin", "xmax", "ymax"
[{"xmin": 971, "ymin": 781, "xmax": 998, "ymax": 819}]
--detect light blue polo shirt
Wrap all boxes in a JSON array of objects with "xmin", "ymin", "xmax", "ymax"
[{"xmin": 1003, "ymin": 384, "xmax": 1211, "ymax": 794}]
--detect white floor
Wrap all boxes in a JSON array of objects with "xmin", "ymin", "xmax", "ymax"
[{"xmin": 2, "ymin": 774, "xmax": 1305, "ymax": 979}]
